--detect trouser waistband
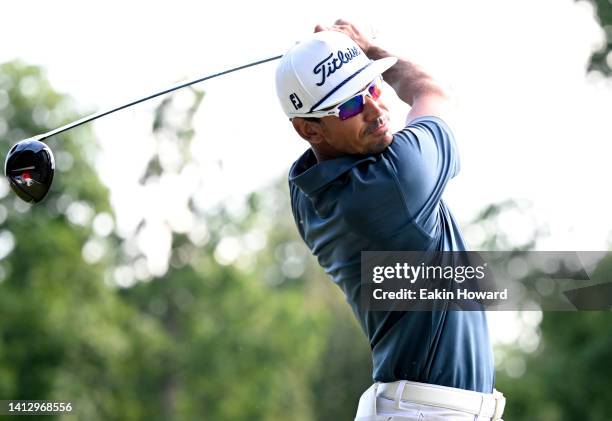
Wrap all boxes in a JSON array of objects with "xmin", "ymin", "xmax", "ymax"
[{"xmin": 355, "ymin": 380, "xmax": 505, "ymax": 421}]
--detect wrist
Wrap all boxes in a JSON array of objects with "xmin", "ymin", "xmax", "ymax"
[{"xmin": 366, "ymin": 44, "xmax": 390, "ymax": 61}]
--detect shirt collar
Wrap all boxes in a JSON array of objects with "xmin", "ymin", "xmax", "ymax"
[{"xmin": 289, "ymin": 148, "xmax": 375, "ymax": 197}]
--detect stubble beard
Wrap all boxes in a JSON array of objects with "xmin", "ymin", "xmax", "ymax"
[{"xmin": 364, "ymin": 116, "xmax": 392, "ymax": 154}]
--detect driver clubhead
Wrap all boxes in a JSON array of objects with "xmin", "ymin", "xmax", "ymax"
[{"xmin": 4, "ymin": 137, "xmax": 55, "ymax": 204}]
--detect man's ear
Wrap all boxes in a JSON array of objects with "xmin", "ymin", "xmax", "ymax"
[{"xmin": 291, "ymin": 118, "xmax": 325, "ymax": 145}]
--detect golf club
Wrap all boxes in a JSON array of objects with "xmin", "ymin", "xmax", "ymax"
[{"xmin": 3, "ymin": 55, "xmax": 283, "ymax": 204}]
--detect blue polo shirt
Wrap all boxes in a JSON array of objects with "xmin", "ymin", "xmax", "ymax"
[{"xmin": 288, "ymin": 116, "xmax": 494, "ymax": 393}]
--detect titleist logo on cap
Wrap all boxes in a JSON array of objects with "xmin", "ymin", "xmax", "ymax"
[{"xmin": 313, "ymin": 46, "xmax": 361, "ymax": 86}]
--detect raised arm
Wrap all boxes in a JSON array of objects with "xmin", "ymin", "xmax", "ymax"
[{"xmin": 316, "ymin": 19, "xmax": 449, "ymax": 125}]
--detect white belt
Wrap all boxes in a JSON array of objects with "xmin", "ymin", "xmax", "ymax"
[{"xmin": 377, "ymin": 380, "xmax": 505, "ymax": 420}]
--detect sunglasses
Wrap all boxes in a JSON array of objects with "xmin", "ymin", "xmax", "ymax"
[{"xmin": 298, "ymin": 77, "xmax": 383, "ymax": 121}]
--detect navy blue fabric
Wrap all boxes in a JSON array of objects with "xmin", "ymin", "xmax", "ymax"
[{"xmin": 288, "ymin": 116, "xmax": 494, "ymax": 393}]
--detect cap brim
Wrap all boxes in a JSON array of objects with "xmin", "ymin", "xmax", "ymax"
[{"xmin": 312, "ymin": 56, "xmax": 398, "ymax": 112}]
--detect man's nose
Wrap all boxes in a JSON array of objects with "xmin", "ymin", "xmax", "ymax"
[{"xmin": 362, "ymin": 95, "xmax": 384, "ymax": 120}]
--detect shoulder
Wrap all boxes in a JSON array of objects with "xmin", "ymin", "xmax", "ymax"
[
  {"xmin": 386, "ymin": 115, "xmax": 459, "ymax": 167},
  {"xmin": 394, "ymin": 116, "xmax": 455, "ymax": 144}
]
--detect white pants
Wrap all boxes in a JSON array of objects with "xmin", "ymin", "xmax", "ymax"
[
  {"xmin": 354, "ymin": 382, "xmax": 504, "ymax": 421},
  {"xmin": 370, "ymin": 397, "xmax": 492, "ymax": 420}
]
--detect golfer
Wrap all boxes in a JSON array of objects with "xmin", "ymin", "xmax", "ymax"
[{"xmin": 276, "ymin": 20, "xmax": 505, "ymax": 420}]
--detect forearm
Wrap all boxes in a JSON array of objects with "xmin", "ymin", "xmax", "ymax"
[{"xmin": 367, "ymin": 45, "xmax": 447, "ymax": 106}]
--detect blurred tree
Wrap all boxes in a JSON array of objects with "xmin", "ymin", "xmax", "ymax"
[
  {"xmin": 496, "ymin": 310, "xmax": 612, "ymax": 421},
  {"xmin": 0, "ymin": 59, "xmax": 373, "ymax": 420},
  {"xmin": 114, "ymin": 89, "xmax": 330, "ymax": 420},
  {"xmin": 252, "ymin": 181, "xmax": 373, "ymax": 421},
  {"xmin": 465, "ymin": 201, "xmax": 612, "ymax": 421},
  {"xmin": 0, "ymin": 62, "xmax": 330, "ymax": 421},
  {"xmin": 0, "ymin": 61, "xmax": 167, "ymax": 419},
  {"xmin": 585, "ymin": 0, "xmax": 612, "ymax": 75}
]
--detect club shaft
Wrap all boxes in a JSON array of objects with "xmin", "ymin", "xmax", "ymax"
[{"xmin": 39, "ymin": 55, "xmax": 283, "ymax": 141}]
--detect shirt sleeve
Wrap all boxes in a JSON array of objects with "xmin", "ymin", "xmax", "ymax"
[{"xmin": 383, "ymin": 116, "xmax": 460, "ymax": 237}]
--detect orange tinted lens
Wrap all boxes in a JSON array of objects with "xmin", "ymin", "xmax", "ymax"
[{"xmin": 368, "ymin": 80, "xmax": 382, "ymax": 99}]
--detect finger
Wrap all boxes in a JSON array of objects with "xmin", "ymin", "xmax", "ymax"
[
  {"xmin": 314, "ymin": 24, "xmax": 326, "ymax": 32},
  {"xmin": 334, "ymin": 18, "xmax": 350, "ymax": 25}
]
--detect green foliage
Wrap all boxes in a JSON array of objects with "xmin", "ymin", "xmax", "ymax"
[
  {"xmin": 0, "ymin": 62, "xmax": 128, "ymax": 421},
  {"xmin": 128, "ymin": 83, "xmax": 374, "ymax": 420},
  {"xmin": 495, "ymin": 310, "xmax": 612, "ymax": 421},
  {"xmin": 586, "ymin": 0, "xmax": 612, "ymax": 75},
  {"xmin": 0, "ymin": 61, "xmax": 371, "ymax": 420},
  {"xmin": 467, "ymin": 201, "xmax": 612, "ymax": 421}
]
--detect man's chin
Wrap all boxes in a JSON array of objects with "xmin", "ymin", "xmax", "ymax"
[{"xmin": 366, "ymin": 133, "xmax": 393, "ymax": 154}]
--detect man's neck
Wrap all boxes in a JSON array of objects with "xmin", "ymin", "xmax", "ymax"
[{"xmin": 312, "ymin": 146, "xmax": 341, "ymax": 163}]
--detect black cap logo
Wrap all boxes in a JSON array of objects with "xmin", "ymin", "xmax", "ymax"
[{"xmin": 289, "ymin": 93, "xmax": 303, "ymax": 110}]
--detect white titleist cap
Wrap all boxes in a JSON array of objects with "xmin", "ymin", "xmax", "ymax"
[{"xmin": 275, "ymin": 31, "xmax": 397, "ymax": 118}]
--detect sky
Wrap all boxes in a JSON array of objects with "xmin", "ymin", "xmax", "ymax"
[{"xmin": 1, "ymin": 0, "xmax": 611, "ymax": 359}]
